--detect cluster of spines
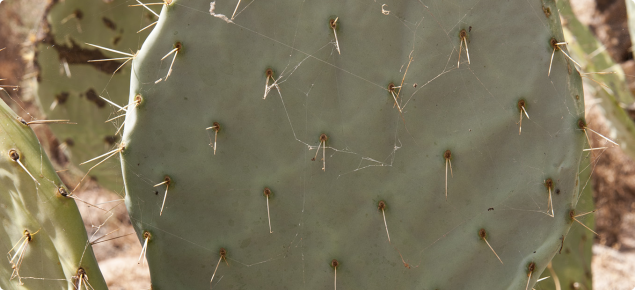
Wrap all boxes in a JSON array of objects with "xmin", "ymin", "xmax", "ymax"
[
  {"xmin": 0, "ymin": 102, "xmax": 101, "ymax": 289},
  {"xmin": 70, "ymin": 1, "xmax": 602, "ymax": 289}
]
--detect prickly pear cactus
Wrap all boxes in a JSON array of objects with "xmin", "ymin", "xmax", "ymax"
[
  {"xmin": 35, "ymin": 0, "xmax": 155, "ymax": 190},
  {"xmin": 121, "ymin": 0, "xmax": 586, "ymax": 288},
  {"xmin": 557, "ymin": 0, "xmax": 635, "ymax": 161},
  {"xmin": 537, "ymin": 154, "xmax": 594, "ymax": 290},
  {"xmin": 0, "ymin": 98, "xmax": 106, "ymax": 290}
]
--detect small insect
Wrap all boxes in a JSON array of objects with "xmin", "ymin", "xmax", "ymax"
[
  {"xmin": 469, "ymin": 26, "xmax": 472, "ymax": 32},
  {"xmin": 488, "ymin": 208, "xmax": 494, "ymax": 211}
]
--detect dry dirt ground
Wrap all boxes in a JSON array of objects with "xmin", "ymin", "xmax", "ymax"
[
  {"xmin": 75, "ymin": 186, "xmax": 151, "ymax": 289},
  {"xmin": 1, "ymin": 0, "xmax": 635, "ymax": 289}
]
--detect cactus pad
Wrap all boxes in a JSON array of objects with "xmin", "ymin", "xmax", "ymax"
[
  {"xmin": 0, "ymin": 98, "xmax": 106, "ymax": 290},
  {"xmin": 35, "ymin": 0, "xmax": 155, "ymax": 190},
  {"xmin": 121, "ymin": 0, "xmax": 586, "ymax": 289}
]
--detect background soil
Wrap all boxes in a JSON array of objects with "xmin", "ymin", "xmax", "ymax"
[{"xmin": 1, "ymin": 0, "xmax": 634, "ymax": 289}]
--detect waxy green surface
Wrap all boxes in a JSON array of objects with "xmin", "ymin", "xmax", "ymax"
[
  {"xmin": 0, "ymin": 99, "xmax": 105, "ymax": 290},
  {"xmin": 122, "ymin": 0, "xmax": 585, "ymax": 288}
]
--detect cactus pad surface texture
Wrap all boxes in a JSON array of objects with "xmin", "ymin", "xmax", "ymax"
[
  {"xmin": 36, "ymin": 0, "xmax": 154, "ymax": 191},
  {"xmin": 538, "ymin": 155, "xmax": 594, "ymax": 290},
  {"xmin": 121, "ymin": 0, "xmax": 586, "ymax": 289},
  {"xmin": 0, "ymin": 98, "xmax": 106, "ymax": 290}
]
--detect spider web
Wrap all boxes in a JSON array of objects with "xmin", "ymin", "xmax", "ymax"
[{"xmin": 0, "ymin": 0, "xmax": 607, "ymax": 289}]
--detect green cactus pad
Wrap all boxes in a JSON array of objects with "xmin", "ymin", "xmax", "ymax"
[
  {"xmin": 537, "ymin": 152, "xmax": 594, "ymax": 290},
  {"xmin": 0, "ymin": 98, "xmax": 105, "ymax": 290},
  {"xmin": 121, "ymin": 0, "xmax": 585, "ymax": 288},
  {"xmin": 35, "ymin": 0, "xmax": 156, "ymax": 191}
]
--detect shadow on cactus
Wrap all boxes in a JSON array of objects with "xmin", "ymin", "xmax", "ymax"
[
  {"xmin": 0, "ymin": 95, "xmax": 105, "ymax": 290},
  {"xmin": 35, "ymin": 0, "xmax": 155, "ymax": 192}
]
